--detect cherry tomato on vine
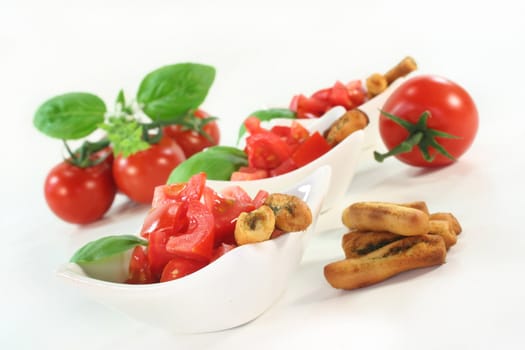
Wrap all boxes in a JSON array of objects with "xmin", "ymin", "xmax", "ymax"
[
  {"xmin": 113, "ymin": 136, "xmax": 186, "ymax": 204},
  {"xmin": 376, "ymin": 75, "xmax": 478, "ymax": 167},
  {"xmin": 44, "ymin": 157, "xmax": 117, "ymax": 224},
  {"xmin": 163, "ymin": 109, "xmax": 220, "ymax": 158}
]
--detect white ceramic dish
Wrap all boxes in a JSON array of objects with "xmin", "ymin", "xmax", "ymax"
[
  {"xmin": 56, "ymin": 166, "xmax": 331, "ymax": 334},
  {"xmin": 221, "ymin": 76, "xmax": 407, "ymax": 210},
  {"xmin": 222, "ymin": 107, "xmax": 362, "ymax": 211}
]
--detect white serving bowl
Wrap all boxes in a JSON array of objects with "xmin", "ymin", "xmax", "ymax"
[
  {"xmin": 56, "ymin": 166, "xmax": 331, "ymax": 334},
  {"xmin": 221, "ymin": 107, "xmax": 361, "ymax": 211},
  {"xmin": 225, "ymin": 75, "xmax": 409, "ymax": 210}
]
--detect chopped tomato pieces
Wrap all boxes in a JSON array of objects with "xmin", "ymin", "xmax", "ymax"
[{"xmin": 291, "ymin": 131, "xmax": 331, "ymax": 168}]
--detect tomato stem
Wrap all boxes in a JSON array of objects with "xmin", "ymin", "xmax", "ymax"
[
  {"xmin": 374, "ymin": 110, "xmax": 460, "ymax": 163},
  {"xmin": 64, "ymin": 138, "xmax": 111, "ymax": 168}
]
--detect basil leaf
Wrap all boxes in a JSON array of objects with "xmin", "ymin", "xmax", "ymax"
[
  {"xmin": 137, "ymin": 63, "xmax": 215, "ymax": 122},
  {"xmin": 237, "ymin": 108, "xmax": 296, "ymax": 143},
  {"xmin": 70, "ymin": 235, "xmax": 148, "ymax": 264},
  {"xmin": 33, "ymin": 92, "xmax": 106, "ymax": 140},
  {"xmin": 167, "ymin": 146, "xmax": 248, "ymax": 183}
]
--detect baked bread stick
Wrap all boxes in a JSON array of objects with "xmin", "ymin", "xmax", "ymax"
[
  {"xmin": 324, "ymin": 234, "xmax": 446, "ymax": 290},
  {"xmin": 342, "ymin": 231, "xmax": 403, "ymax": 259},
  {"xmin": 430, "ymin": 212, "xmax": 462, "ymax": 235},
  {"xmin": 428, "ymin": 219, "xmax": 457, "ymax": 249},
  {"xmin": 342, "ymin": 202, "xmax": 429, "ymax": 236},
  {"xmin": 399, "ymin": 201, "xmax": 429, "ymax": 215}
]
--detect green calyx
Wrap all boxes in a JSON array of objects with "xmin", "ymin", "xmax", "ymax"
[
  {"xmin": 64, "ymin": 138, "xmax": 111, "ymax": 168},
  {"xmin": 374, "ymin": 110, "xmax": 460, "ymax": 163}
]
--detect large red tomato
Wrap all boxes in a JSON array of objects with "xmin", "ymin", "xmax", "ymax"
[
  {"xmin": 163, "ymin": 109, "xmax": 220, "ymax": 158},
  {"xmin": 44, "ymin": 158, "xmax": 117, "ymax": 224},
  {"xmin": 377, "ymin": 75, "xmax": 478, "ymax": 167},
  {"xmin": 113, "ymin": 136, "xmax": 186, "ymax": 204}
]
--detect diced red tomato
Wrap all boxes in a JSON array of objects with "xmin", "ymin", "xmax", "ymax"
[
  {"xmin": 289, "ymin": 121, "xmax": 310, "ymax": 144},
  {"xmin": 159, "ymin": 256, "xmax": 208, "ymax": 282},
  {"xmin": 290, "ymin": 79, "xmax": 367, "ymax": 119},
  {"xmin": 203, "ymin": 186, "xmax": 255, "ymax": 246},
  {"xmin": 151, "ymin": 172, "xmax": 206, "ymax": 208},
  {"xmin": 252, "ymin": 189, "xmax": 269, "ymax": 208},
  {"xmin": 126, "ymin": 246, "xmax": 156, "ymax": 284},
  {"xmin": 346, "ymin": 80, "xmax": 367, "ymax": 105},
  {"xmin": 244, "ymin": 116, "xmax": 265, "ymax": 134},
  {"xmin": 245, "ymin": 132, "xmax": 292, "ymax": 170},
  {"xmin": 166, "ymin": 200, "xmax": 215, "ymax": 262},
  {"xmin": 290, "ymin": 94, "xmax": 330, "ymax": 119},
  {"xmin": 329, "ymin": 81, "xmax": 353, "ymax": 110},
  {"xmin": 146, "ymin": 229, "xmax": 180, "ymax": 280},
  {"xmin": 269, "ymin": 158, "xmax": 297, "ymax": 177},
  {"xmin": 230, "ymin": 167, "xmax": 269, "ymax": 181},
  {"xmin": 140, "ymin": 201, "xmax": 187, "ymax": 239},
  {"xmin": 291, "ymin": 131, "xmax": 332, "ymax": 168}
]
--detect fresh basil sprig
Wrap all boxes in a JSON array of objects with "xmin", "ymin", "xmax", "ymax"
[
  {"xmin": 236, "ymin": 108, "xmax": 296, "ymax": 143},
  {"xmin": 167, "ymin": 146, "xmax": 248, "ymax": 183},
  {"xmin": 137, "ymin": 63, "xmax": 216, "ymax": 122},
  {"xmin": 70, "ymin": 235, "xmax": 148, "ymax": 264},
  {"xmin": 34, "ymin": 92, "xmax": 107, "ymax": 140}
]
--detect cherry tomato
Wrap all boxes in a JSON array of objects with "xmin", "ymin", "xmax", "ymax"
[
  {"xmin": 113, "ymin": 136, "xmax": 186, "ymax": 204},
  {"xmin": 378, "ymin": 75, "xmax": 478, "ymax": 167},
  {"xmin": 163, "ymin": 109, "xmax": 220, "ymax": 158},
  {"xmin": 44, "ymin": 159, "xmax": 117, "ymax": 224}
]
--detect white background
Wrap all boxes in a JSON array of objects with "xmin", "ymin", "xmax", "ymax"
[{"xmin": 1, "ymin": 0, "xmax": 524, "ymax": 349}]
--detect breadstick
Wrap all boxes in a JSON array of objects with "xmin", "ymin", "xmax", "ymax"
[
  {"xmin": 366, "ymin": 73, "xmax": 388, "ymax": 98},
  {"xmin": 342, "ymin": 231, "xmax": 403, "ymax": 259},
  {"xmin": 399, "ymin": 201, "xmax": 429, "ymax": 215},
  {"xmin": 430, "ymin": 212, "xmax": 462, "ymax": 235},
  {"xmin": 428, "ymin": 219, "xmax": 457, "ymax": 249},
  {"xmin": 342, "ymin": 202, "xmax": 429, "ymax": 236},
  {"xmin": 324, "ymin": 234, "xmax": 446, "ymax": 290},
  {"xmin": 324, "ymin": 109, "xmax": 369, "ymax": 147},
  {"xmin": 384, "ymin": 56, "xmax": 418, "ymax": 84}
]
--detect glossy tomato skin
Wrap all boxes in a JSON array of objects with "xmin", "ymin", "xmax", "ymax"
[
  {"xmin": 380, "ymin": 75, "xmax": 478, "ymax": 167},
  {"xmin": 113, "ymin": 136, "xmax": 186, "ymax": 204},
  {"xmin": 163, "ymin": 109, "xmax": 220, "ymax": 158},
  {"xmin": 44, "ymin": 159, "xmax": 117, "ymax": 224}
]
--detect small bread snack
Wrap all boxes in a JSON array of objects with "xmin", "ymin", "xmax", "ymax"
[
  {"xmin": 325, "ymin": 200, "xmax": 462, "ymax": 290},
  {"xmin": 366, "ymin": 56, "xmax": 418, "ymax": 98},
  {"xmin": 342, "ymin": 201, "xmax": 430, "ymax": 236},
  {"xmin": 234, "ymin": 193, "xmax": 312, "ymax": 245},
  {"xmin": 342, "ymin": 231, "xmax": 403, "ymax": 259},
  {"xmin": 324, "ymin": 234, "xmax": 447, "ymax": 290},
  {"xmin": 428, "ymin": 219, "xmax": 457, "ymax": 249},
  {"xmin": 324, "ymin": 109, "xmax": 369, "ymax": 147},
  {"xmin": 235, "ymin": 205, "xmax": 276, "ymax": 245},
  {"xmin": 399, "ymin": 201, "xmax": 430, "ymax": 215},
  {"xmin": 264, "ymin": 193, "xmax": 312, "ymax": 232},
  {"xmin": 429, "ymin": 212, "xmax": 462, "ymax": 235}
]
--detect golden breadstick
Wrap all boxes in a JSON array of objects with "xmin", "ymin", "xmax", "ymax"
[
  {"xmin": 342, "ymin": 202, "xmax": 429, "ymax": 236},
  {"xmin": 324, "ymin": 234, "xmax": 446, "ymax": 290},
  {"xmin": 342, "ymin": 231, "xmax": 403, "ymax": 259},
  {"xmin": 324, "ymin": 109, "xmax": 369, "ymax": 147},
  {"xmin": 399, "ymin": 201, "xmax": 429, "ymax": 215},
  {"xmin": 428, "ymin": 219, "xmax": 457, "ymax": 249},
  {"xmin": 384, "ymin": 56, "xmax": 418, "ymax": 84},
  {"xmin": 366, "ymin": 73, "xmax": 388, "ymax": 98},
  {"xmin": 264, "ymin": 193, "xmax": 312, "ymax": 232},
  {"xmin": 430, "ymin": 212, "xmax": 462, "ymax": 235}
]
